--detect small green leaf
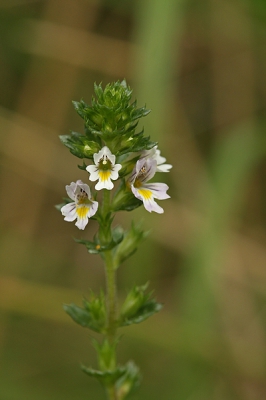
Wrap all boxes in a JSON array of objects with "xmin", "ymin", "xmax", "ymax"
[
  {"xmin": 75, "ymin": 226, "xmax": 124, "ymax": 254},
  {"xmin": 63, "ymin": 303, "xmax": 96, "ymax": 329},
  {"xmin": 112, "ymin": 183, "xmax": 143, "ymax": 212},
  {"xmin": 116, "ymin": 361, "xmax": 141, "ymax": 400},
  {"xmin": 81, "ymin": 360, "xmax": 140, "ymax": 399},
  {"xmin": 81, "ymin": 365, "xmax": 127, "ymax": 386},
  {"xmin": 59, "ymin": 132, "xmax": 100, "ymax": 159},
  {"xmin": 120, "ymin": 299, "xmax": 163, "ymax": 327},
  {"xmin": 93, "ymin": 338, "xmax": 119, "ymax": 371},
  {"xmin": 63, "ymin": 294, "xmax": 106, "ymax": 333},
  {"xmin": 113, "ymin": 223, "xmax": 148, "ymax": 268},
  {"xmin": 75, "ymin": 238, "xmax": 102, "ymax": 254}
]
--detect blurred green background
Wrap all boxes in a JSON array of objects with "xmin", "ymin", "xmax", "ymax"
[{"xmin": 1, "ymin": 0, "xmax": 266, "ymax": 399}]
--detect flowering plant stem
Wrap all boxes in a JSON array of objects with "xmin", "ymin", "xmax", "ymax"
[
  {"xmin": 105, "ymin": 249, "xmax": 117, "ymax": 341},
  {"xmin": 101, "ymin": 190, "xmax": 117, "ymax": 339},
  {"xmin": 101, "ymin": 190, "xmax": 118, "ymax": 399},
  {"xmin": 58, "ymin": 81, "xmax": 171, "ymax": 399}
]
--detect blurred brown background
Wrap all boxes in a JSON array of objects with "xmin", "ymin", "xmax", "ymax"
[{"xmin": 1, "ymin": 0, "xmax": 266, "ymax": 399}]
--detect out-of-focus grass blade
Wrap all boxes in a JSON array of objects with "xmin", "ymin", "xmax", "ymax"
[
  {"xmin": 131, "ymin": 0, "xmax": 185, "ymax": 142},
  {"xmin": 181, "ymin": 121, "xmax": 265, "ymax": 328}
]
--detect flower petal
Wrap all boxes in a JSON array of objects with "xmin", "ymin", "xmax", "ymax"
[
  {"xmin": 76, "ymin": 180, "xmax": 92, "ymax": 198},
  {"xmin": 131, "ymin": 185, "xmax": 164, "ymax": 214},
  {"xmin": 75, "ymin": 206, "xmax": 90, "ymax": 230},
  {"xmin": 95, "ymin": 177, "xmax": 114, "ymax": 190},
  {"xmin": 156, "ymin": 164, "xmax": 172, "ymax": 173},
  {"xmin": 87, "ymin": 165, "xmax": 100, "ymax": 182},
  {"xmin": 61, "ymin": 202, "xmax": 77, "ymax": 221},
  {"xmin": 135, "ymin": 158, "xmax": 157, "ymax": 183},
  {"xmin": 143, "ymin": 198, "xmax": 164, "ymax": 214},
  {"xmin": 143, "ymin": 183, "xmax": 170, "ymax": 199},
  {"xmin": 129, "ymin": 158, "xmax": 157, "ymax": 183},
  {"xmin": 88, "ymin": 201, "xmax": 99, "ymax": 217},
  {"xmin": 155, "ymin": 149, "xmax": 167, "ymax": 165},
  {"xmin": 110, "ymin": 164, "xmax": 122, "ymax": 180},
  {"xmin": 140, "ymin": 146, "xmax": 172, "ymax": 173},
  {"xmin": 94, "ymin": 146, "xmax": 115, "ymax": 165},
  {"xmin": 65, "ymin": 182, "xmax": 77, "ymax": 201}
]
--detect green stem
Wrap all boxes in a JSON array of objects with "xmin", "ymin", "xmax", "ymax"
[
  {"xmin": 100, "ymin": 189, "xmax": 118, "ymax": 400},
  {"xmin": 100, "ymin": 189, "xmax": 117, "ymax": 337},
  {"xmin": 105, "ymin": 249, "xmax": 117, "ymax": 340},
  {"xmin": 106, "ymin": 385, "xmax": 117, "ymax": 400}
]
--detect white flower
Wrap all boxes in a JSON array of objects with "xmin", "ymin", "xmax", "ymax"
[
  {"xmin": 141, "ymin": 146, "xmax": 172, "ymax": 172},
  {"xmin": 129, "ymin": 158, "xmax": 170, "ymax": 214},
  {"xmin": 61, "ymin": 180, "xmax": 98, "ymax": 230},
  {"xmin": 86, "ymin": 146, "xmax": 122, "ymax": 190}
]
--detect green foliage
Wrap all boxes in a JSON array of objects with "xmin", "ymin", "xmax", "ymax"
[
  {"xmin": 93, "ymin": 338, "xmax": 121, "ymax": 372},
  {"xmin": 63, "ymin": 291, "xmax": 106, "ymax": 333},
  {"xmin": 81, "ymin": 364, "xmax": 126, "ymax": 386},
  {"xmin": 119, "ymin": 283, "xmax": 162, "ymax": 326},
  {"xmin": 75, "ymin": 226, "xmax": 124, "ymax": 254},
  {"xmin": 81, "ymin": 361, "xmax": 140, "ymax": 400},
  {"xmin": 116, "ymin": 361, "xmax": 141, "ymax": 400},
  {"xmin": 68, "ymin": 80, "xmax": 156, "ymax": 157},
  {"xmin": 112, "ymin": 179, "xmax": 143, "ymax": 212},
  {"xmin": 113, "ymin": 223, "xmax": 148, "ymax": 268},
  {"xmin": 59, "ymin": 132, "xmax": 101, "ymax": 159}
]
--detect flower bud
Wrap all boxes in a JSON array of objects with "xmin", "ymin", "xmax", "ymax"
[
  {"xmin": 113, "ymin": 223, "xmax": 147, "ymax": 268},
  {"xmin": 83, "ymin": 141, "xmax": 101, "ymax": 157},
  {"xmin": 117, "ymin": 361, "xmax": 140, "ymax": 400},
  {"xmin": 120, "ymin": 283, "xmax": 149, "ymax": 319}
]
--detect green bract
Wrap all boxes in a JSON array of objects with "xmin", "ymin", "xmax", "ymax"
[
  {"xmin": 75, "ymin": 226, "xmax": 124, "ymax": 254},
  {"xmin": 81, "ymin": 360, "xmax": 140, "ymax": 399},
  {"xmin": 63, "ymin": 291, "xmax": 106, "ymax": 333},
  {"xmin": 113, "ymin": 223, "xmax": 148, "ymax": 269},
  {"xmin": 59, "ymin": 132, "xmax": 101, "ymax": 159},
  {"xmin": 61, "ymin": 80, "xmax": 156, "ymax": 159},
  {"xmin": 120, "ymin": 283, "xmax": 163, "ymax": 326}
]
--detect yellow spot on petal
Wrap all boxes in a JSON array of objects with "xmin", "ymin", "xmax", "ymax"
[
  {"xmin": 137, "ymin": 188, "xmax": 152, "ymax": 200},
  {"xmin": 96, "ymin": 244, "xmax": 101, "ymax": 250},
  {"xmin": 76, "ymin": 206, "xmax": 89, "ymax": 219},
  {"xmin": 99, "ymin": 170, "xmax": 111, "ymax": 182}
]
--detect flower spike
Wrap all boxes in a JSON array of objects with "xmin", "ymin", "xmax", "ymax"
[
  {"xmin": 129, "ymin": 158, "xmax": 170, "ymax": 214},
  {"xmin": 86, "ymin": 146, "xmax": 122, "ymax": 190},
  {"xmin": 61, "ymin": 180, "xmax": 98, "ymax": 230}
]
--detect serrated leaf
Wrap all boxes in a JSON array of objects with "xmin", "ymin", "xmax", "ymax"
[
  {"xmin": 75, "ymin": 227, "xmax": 124, "ymax": 254},
  {"xmin": 63, "ymin": 303, "xmax": 102, "ymax": 332},
  {"xmin": 120, "ymin": 299, "xmax": 163, "ymax": 327},
  {"xmin": 81, "ymin": 365, "xmax": 127, "ymax": 386},
  {"xmin": 81, "ymin": 360, "xmax": 140, "ymax": 398},
  {"xmin": 63, "ymin": 297, "xmax": 106, "ymax": 333},
  {"xmin": 74, "ymin": 238, "xmax": 102, "ymax": 254}
]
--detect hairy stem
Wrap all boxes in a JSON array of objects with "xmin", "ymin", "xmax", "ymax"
[
  {"xmin": 105, "ymin": 249, "xmax": 117, "ymax": 341},
  {"xmin": 101, "ymin": 189, "xmax": 118, "ymax": 399}
]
